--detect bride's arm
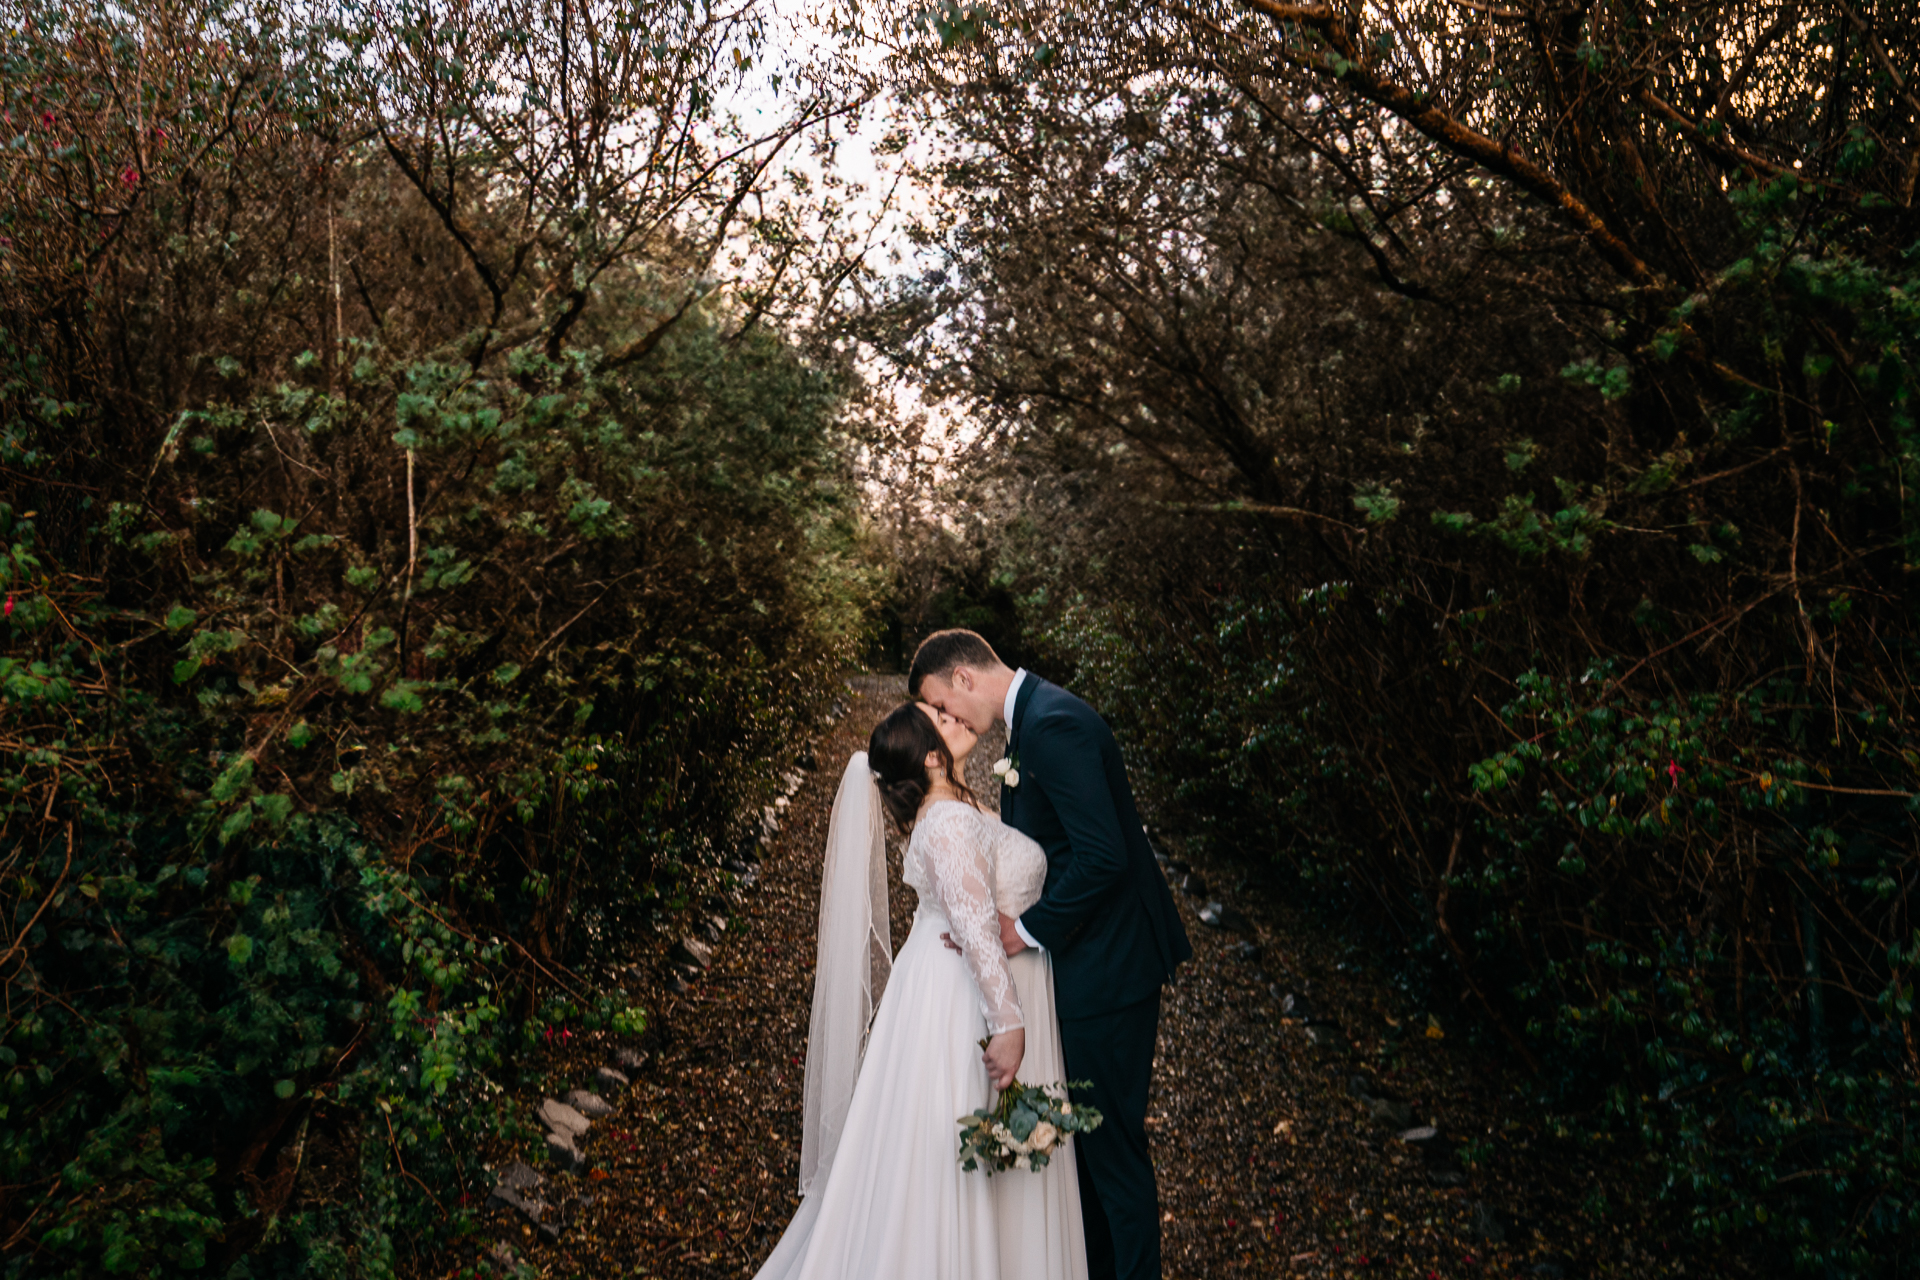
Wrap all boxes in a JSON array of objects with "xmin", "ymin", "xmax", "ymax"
[{"xmin": 920, "ymin": 808, "xmax": 1024, "ymax": 1035}]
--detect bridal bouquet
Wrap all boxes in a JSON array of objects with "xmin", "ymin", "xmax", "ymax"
[{"xmin": 958, "ymin": 1060, "xmax": 1103, "ymax": 1175}]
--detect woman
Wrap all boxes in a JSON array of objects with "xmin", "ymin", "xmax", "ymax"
[{"xmin": 753, "ymin": 702, "xmax": 1086, "ymax": 1280}]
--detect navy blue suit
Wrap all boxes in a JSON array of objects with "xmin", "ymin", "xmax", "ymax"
[{"xmin": 1002, "ymin": 675, "xmax": 1191, "ymax": 1280}]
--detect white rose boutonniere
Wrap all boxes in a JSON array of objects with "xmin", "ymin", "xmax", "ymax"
[{"xmin": 993, "ymin": 753, "xmax": 1022, "ymax": 788}]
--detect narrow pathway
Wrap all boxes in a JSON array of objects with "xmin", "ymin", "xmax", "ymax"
[{"xmin": 465, "ymin": 676, "xmax": 1710, "ymax": 1280}]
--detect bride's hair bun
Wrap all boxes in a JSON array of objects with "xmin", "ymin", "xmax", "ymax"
[
  {"xmin": 878, "ymin": 776, "xmax": 928, "ymax": 828},
  {"xmin": 868, "ymin": 702, "xmax": 974, "ymax": 830}
]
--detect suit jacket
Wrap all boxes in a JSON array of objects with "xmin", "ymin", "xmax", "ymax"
[{"xmin": 1002, "ymin": 675, "xmax": 1192, "ymax": 1017}]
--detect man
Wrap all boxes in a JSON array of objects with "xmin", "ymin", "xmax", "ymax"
[{"xmin": 912, "ymin": 629, "xmax": 1192, "ymax": 1280}]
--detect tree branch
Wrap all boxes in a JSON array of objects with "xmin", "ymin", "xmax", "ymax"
[{"xmin": 1230, "ymin": 0, "xmax": 1662, "ymax": 290}]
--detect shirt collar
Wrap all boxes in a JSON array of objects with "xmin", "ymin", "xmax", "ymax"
[{"xmin": 1003, "ymin": 668, "xmax": 1028, "ymax": 731}]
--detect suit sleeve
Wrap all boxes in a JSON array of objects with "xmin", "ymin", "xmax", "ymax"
[{"xmin": 1016, "ymin": 709, "xmax": 1131, "ymax": 952}]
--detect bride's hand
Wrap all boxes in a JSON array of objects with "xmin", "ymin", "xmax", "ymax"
[{"xmin": 982, "ymin": 1026, "xmax": 1024, "ymax": 1090}]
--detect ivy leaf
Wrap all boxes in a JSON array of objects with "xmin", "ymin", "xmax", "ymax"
[
  {"xmin": 256, "ymin": 793, "xmax": 294, "ymax": 827},
  {"xmin": 210, "ymin": 756, "xmax": 256, "ymax": 803},
  {"xmin": 219, "ymin": 802, "xmax": 256, "ymax": 846},
  {"xmin": 226, "ymin": 933, "xmax": 254, "ymax": 966},
  {"xmin": 382, "ymin": 681, "xmax": 426, "ymax": 714}
]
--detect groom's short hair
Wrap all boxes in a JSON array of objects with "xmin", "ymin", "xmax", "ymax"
[{"xmin": 909, "ymin": 629, "xmax": 1004, "ymax": 695}]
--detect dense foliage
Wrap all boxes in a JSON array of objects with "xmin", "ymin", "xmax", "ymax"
[
  {"xmin": 872, "ymin": 1, "xmax": 1920, "ymax": 1272},
  {"xmin": 1, "ymin": 2, "xmax": 881, "ymax": 1273}
]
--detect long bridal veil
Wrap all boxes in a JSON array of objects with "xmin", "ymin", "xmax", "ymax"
[{"xmin": 797, "ymin": 751, "xmax": 892, "ymax": 1196}]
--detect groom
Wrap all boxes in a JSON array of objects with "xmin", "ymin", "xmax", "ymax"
[{"xmin": 912, "ymin": 629, "xmax": 1192, "ymax": 1280}]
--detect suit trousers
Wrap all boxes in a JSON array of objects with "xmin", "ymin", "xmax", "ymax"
[{"xmin": 1059, "ymin": 992, "xmax": 1163, "ymax": 1280}]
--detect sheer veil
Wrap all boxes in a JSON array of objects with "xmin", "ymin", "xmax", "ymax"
[{"xmin": 797, "ymin": 751, "xmax": 892, "ymax": 1195}]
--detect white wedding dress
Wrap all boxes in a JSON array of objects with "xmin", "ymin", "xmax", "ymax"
[{"xmin": 755, "ymin": 799, "xmax": 1087, "ymax": 1280}]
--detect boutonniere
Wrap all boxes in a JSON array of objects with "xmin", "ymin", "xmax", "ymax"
[{"xmin": 993, "ymin": 753, "xmax": 1022, "ymax": 788}]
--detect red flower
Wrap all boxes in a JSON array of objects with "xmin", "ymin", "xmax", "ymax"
[
  {"xmin": 3, "ymin": 595, "xmax": 12, "ymax": 618},
  {"xmin": 120, "ymin": 165, "xmax": 139, "ymax": 186},
  {"xmin": 40, "ymin": 111, "xmax": 55, "ymax": 128},
  {"xmin": 1667, "ymin": 758, "xmax": 1682, "ymax": 785}
]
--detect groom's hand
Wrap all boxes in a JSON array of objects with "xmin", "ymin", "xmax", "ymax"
[
  {"xmin": 998, "ymin": 912, "xmax": 1029, "ymax": 957},
  {"xmin": 940, "ymin": 932, "xmax": 962, "ymax": 954}
]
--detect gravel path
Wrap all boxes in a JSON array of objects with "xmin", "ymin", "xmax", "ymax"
[{"xmin": 452, "ymin": 676, "xmax": 1720, "ymax": 1280}]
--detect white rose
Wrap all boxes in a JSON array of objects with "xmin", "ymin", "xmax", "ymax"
[
  {"xmin": 1060, "ymin": 1103, "xmax": 1073, "ymax": 1116},
  {"xmin": 1014, "ymin": 1155, "xmax": 1032, "ymax": 1172},
  {"xmin": 1029, "ymin": 1121, "xmax": 1059, "ymax": 1152},
  {"xmin": 992, "ymin": 757, "xmax": 1012, "ymax": 776},
  {"xmin": 1004, "ymin": 768, "xmax": 1021, "ymax": 787}
]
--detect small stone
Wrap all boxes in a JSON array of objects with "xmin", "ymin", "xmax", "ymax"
[
  {"xmin": 669, "ymin": 936, "xmax": 714, "ymax": 970},
  {"xmin": 1197, "ymin": 901, "xmax": 1250, "ymax": 931},
  {"xmin": 1229, "ymin": 939, "xmax": 1263, "ymax": 963},
  {"xmin": 666, "ymin": 970, "xmax": 691, "ymax": 995},
  {"xmin": 596, "ymin": 1066, "xmax": 631, "ymax": 1091},
  {"xmin": 1304, "ymin": 1024, "xmax": 1343, "ymax": 1048},
  {"xmin": 537, "ymin": 1098, "xmax": 591, "ymax": 1139},
  {"xmin": 563, "ymin": 1090, "xmax": 613, "ymax": 1119},
  {"xmin": 1397, "ymin": 1126, "xmax": 1439, "ymax": 1143},
  {"xmin": 699, "ymin": 913, "xmax": 728, "ymax": 943},
  {"xmin": 544, "ymin": 1131, "xmax": 585, "ymax": 1173},
  {"xmin": 612, "ymin": 1047, "xmax": 647, "ymax": 1072},
  {"xmin": 1367, "ymin": 1096, "xmax": 1415, "ymax": 1129},
  {"xmin": 498, "ymin": 1161, "xmax": 545, "ymax": 1193},
  {"xmin": 487, "ymin": 1182, "xmax": 561, "ymax": 1241},
  {"xmin": 484, "ymin": 1241, "xmax": 522, "ymax": 1272},
  {"xmin": 1414, "ymin": 1134, "xmax": 1466, "ymax": 1183}
]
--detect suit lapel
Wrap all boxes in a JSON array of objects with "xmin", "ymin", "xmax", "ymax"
[
  {"xmin": 1003, "ymin": 675, "xmax": 1040, "ymax": 821},
  {"xmin": 1007, "ymin": 674, "xmax": 1039, "ymax": 756}
]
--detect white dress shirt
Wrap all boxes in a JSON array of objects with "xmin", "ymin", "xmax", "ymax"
[
  {"xmin": 1003, "ymin": 668, "xmax": 1044, "ymax": 953},
  {"xmin": 1002, "ymin": 667, "xmax": 1028, "ymax": 730}
]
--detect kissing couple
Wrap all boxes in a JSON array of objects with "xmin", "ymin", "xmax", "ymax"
[{"xmin": 754, "ymin": 630, "xmax": 1192, "ymax": 1280}]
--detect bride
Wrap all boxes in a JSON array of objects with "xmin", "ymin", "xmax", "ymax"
[{"xmin": 753, "ymin": 701, "xmax": 1087, "ymax": 1280}]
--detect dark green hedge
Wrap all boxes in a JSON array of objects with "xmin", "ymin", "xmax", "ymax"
[{"xmin": 0, "ymin": 6, "xmax": 881, "ymax": 1272}]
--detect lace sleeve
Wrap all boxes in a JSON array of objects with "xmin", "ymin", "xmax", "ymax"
[{"xmin": 919, "ymin": 806, "xmax": 1024, "ymax": 1034}]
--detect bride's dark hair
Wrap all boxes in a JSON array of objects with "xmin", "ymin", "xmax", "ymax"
[{"xmin": 868, "ymin": 702, "xmax": 975, "ymax": 830}]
